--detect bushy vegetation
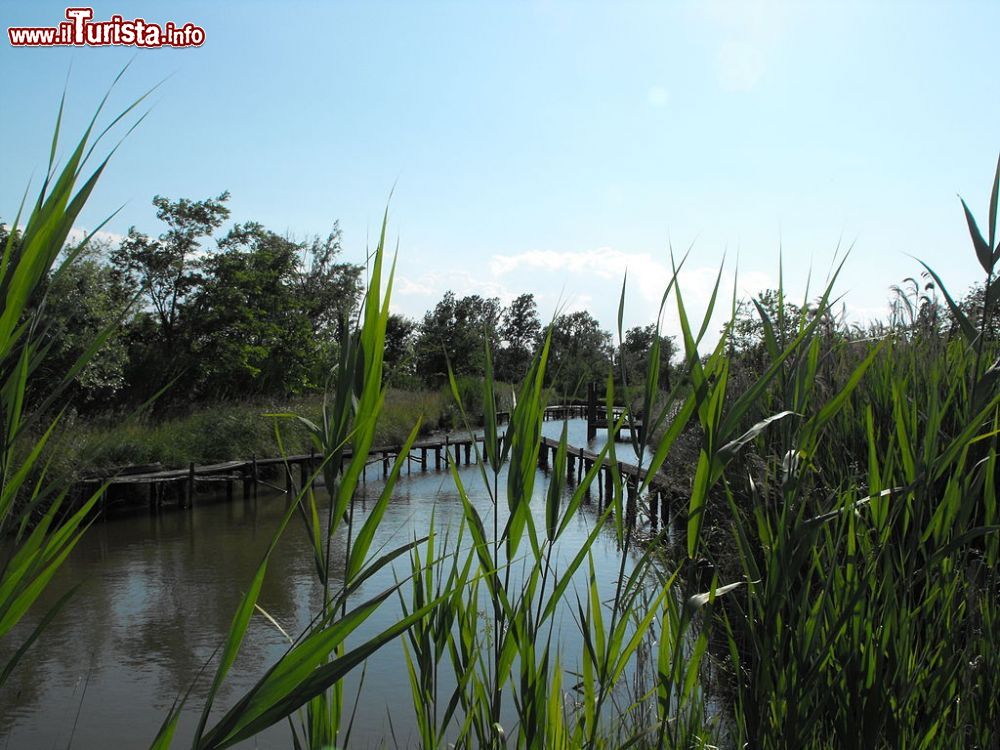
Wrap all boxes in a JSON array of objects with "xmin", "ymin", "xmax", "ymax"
[{"xmin": 41, "ymin": 388, "xmax": 452, "ymax": 476}]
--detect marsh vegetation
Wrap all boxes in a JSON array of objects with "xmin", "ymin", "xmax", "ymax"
[{"xmin": 2, "ymin": 95, "xmax": 998, "ymax": 749}]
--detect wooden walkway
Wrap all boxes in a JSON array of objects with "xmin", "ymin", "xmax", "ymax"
[
  {"xmin": 81, "ymin": 434, "xmax": 489, "ymax": 511},
  {"xmin": 586, "ymin": 382, "xmax": 644, "ymax": 442},
  {"xmin": 81, "ymin": 402, "xmax": 671, "ymax": 529},
  {"xmin": 539, "ymin": 436, "xmax": 673, "ymax": 530}
]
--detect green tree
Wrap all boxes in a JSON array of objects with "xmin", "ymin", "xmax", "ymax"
[
  {"xmin": 414, "ymin": 291, "xmax": 501, "ymax": 384},
  {"xmin": 37, "ymin": 240, "xmax": 136, "ymax": 409},
  {"xmin": 496, "ymin": 292, "xmax": 541, "ymax": 382},
  {"xmin": 546, "ymin": 310, "xmax": 613, "ymax": 396},
  {"xmin": 384, "ymin": 313, "xmax": 419, "ymax": 387},
  {"xmin": 617, "ymin": 323, "xmax": 675, "ymax": 391},
  {"xmin": 189, "ymin": 222, "xmax": 318, "ymax": 397},
  {"xmin": 726, "ymin": 288, "xmax": 802, "ymax": 355},
  {"xmin": 112, "ymin": 192, "xmax": 230, "ymax": 395},
  {"xmin": 957, "ymin": 280, "xmax": 999, "ymax": 343},
  {"xmin": 295, "ymin": 224, "xmax": 363, "ymax": 340}
]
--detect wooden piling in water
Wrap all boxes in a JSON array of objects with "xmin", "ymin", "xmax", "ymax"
[{"xmin": 185, "ymin": 462, "xmax": 195, "ymax": 508}]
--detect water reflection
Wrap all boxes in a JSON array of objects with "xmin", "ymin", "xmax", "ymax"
[{"xmin": 0, "ymin": 419, "xmax": 662, "ymax": 748}]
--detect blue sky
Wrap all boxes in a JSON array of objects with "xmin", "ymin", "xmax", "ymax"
[{"xmin": 2, "ymin": 1, "xmax": 999, "ymax": 343}]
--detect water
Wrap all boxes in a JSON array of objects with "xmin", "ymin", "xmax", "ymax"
[{"xmin": 0, "ymin": 419, "xmax": 662, "ymax": 748}]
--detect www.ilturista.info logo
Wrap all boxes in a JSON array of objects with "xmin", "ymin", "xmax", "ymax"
[{"xmin": 8, "ymin": 7, "xmax": 205, "ymax": 48}]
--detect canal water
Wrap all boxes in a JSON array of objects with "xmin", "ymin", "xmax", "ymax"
[{"xmin": 0, "ymin": 419, "xmax": 664, "ymax": 748}]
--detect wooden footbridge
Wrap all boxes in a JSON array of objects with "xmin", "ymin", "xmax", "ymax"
[
  {"xmin": 81, "ymin": 400, "xmax": 671, "ymax": 529},
  {"xmin": 585, "ymin": 382, "xmax": 644, "ymax": 442},
  {"xmin": 80, "ymin": 433, "xmax": 491, "ymax": 511},
  {"xmin": 538, "ymin": 436, "xmax": 673, "ymax": 530}
]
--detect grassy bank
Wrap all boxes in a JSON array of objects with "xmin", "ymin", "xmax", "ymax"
[{"xmin": 40, "ymin": 387, "xmax": 466, "ymax": 480}]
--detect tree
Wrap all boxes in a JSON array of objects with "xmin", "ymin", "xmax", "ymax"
[
  {"xmin": 496, "ymin": 293, "xmax": 541, "ymax": 382},
  {"xmin": 384, "ymin": 313, "xmax": 419, "ymax": 387},
  {"xmin": 617, "ymin": 324, "xmax": 675, "ymax": 391},
  {"xmin": 189, "ymin": 222, "xmax": 319, "ymax": 397},
  {"xmin": 295, "ymin": 224, "xmax": 363, "ymax": 341},
  {"xmin": 957, "ymin": 281, "xmax": 998, "ymax": 343},
  {"xmin": 546, "ymin": 310, "xmax": 613, "ymax": 396},
  {"xmin": 414, "ymin": 291, "xmax": 501, "ymax": 384},
  {"xmin": 112, "ymin": 192, "xmax": 231, "ymax": 365},
  {"xmin": 36, "ymin": 240, "xmax": 136, "ymax": 409}
]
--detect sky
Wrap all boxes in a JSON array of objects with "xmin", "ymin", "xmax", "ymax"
[{"xmin": 2, "ymin": 0, "xmax": 999, "ymax": 346}]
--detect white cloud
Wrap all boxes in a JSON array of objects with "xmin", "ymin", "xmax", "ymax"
[
  {"xmin": 697, "ymin": 0, "xmax": 792, "ymax": 92},
  {"xmin": 487, "ymin": 246, "xmax": 776, "ymax": 347},
  {"xmin": 717, "ymin": 40, "xmax": 766, "ymax": 92},
  {"xmin": 66, "ymin": 227, "xmax": 125, "ymax": 247},
  {"xmin": 389, "ymin": 244, "xmax": 890, "ymax": 353},
  {"xmin": 646, "ymin": 85, "xmax": 669, "ymax": 107}
]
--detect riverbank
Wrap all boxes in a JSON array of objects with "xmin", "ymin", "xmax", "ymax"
[{"xmin": 37, "ymin": 387, "xmax": 471, "ymax": 484}]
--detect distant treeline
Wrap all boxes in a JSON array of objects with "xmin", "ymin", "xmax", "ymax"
[
  {"xmin": 3, "ymin": 191, "xmax": 992, "ymax": 418},
  {"xmin": 1, "ymin": 191, "xmax": 674, "ymax": 415}
]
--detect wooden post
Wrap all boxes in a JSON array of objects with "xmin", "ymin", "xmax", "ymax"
[
  {"xmin": 148, "ymin": 482, "xmax": 157, "ymax": 511},
  {"xmin": 421, "ymin": 446, "xmax": 428, "ymax": 472},
  {"xmin": 226, "ymin": 477, "xmax": 233, "ymax": 502},
  {"xmin": 185, "ymin": 462, "xmax": 195, "ymax": 508},
  {"xmin": 649, "ymin": 491, "xmax": 658, "ymax": 531},
  {"xmin": 539, "ymin": 443, "xmax": 549, "ymax": 469},
  {"xmin": 444, "ymin": 435, "xmax": 450, "ymax": 467},
  {"xmin": 587, "ymin": 382, "xmax": 598, "ymax": 441},
  {"xmin": 567, "ymin": 453, "xmax": 575, "ymax": 482},
  {"xmin": 252, "ymin": 454, "xmax": 259, "ymax": 500},
  {"xmin": 383, "ymin": 451, "xmax": 390, "ymax": 478},
  {"xmin": 242, "ymin": 465, "xmax": 251, "ymax": 500},
  {"xmin": 578, "ymin": 448, "xmax": 585, "ymax": 482},
  {"xmin": 435, "ymin": 446, "xmax": 442, "ymax": 471},
  {"xmin": 660, "ymin": 492, "xmax": 669, "ymax": 527}
]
